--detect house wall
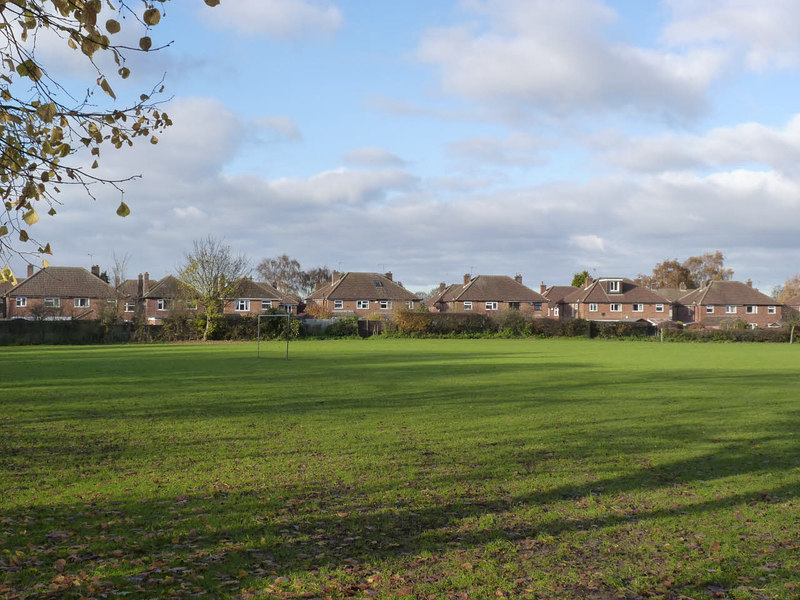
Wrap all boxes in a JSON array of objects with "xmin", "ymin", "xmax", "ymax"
[
  {"xmin": 221, "ymin": 299, "xmax": 290, "ymax": 316},
  {"xmin": 310, "ymin": 298, "xmax": 416, "ymax": 317},
  {"xmin": 142, "ymin": 298, "xmax": 200, "ymax": 323},
  {"xmin": 6, "ymin": 296, "xmax": 115, "ymax": 320},
  {"xmin": 574, "ymin": 301, "xmax": 672, "ymax": 321},
  {"xmin": 692, "ymin": 304, "xmax": 783, "ymax": 328},
  {"xmin": 444, "ymin": 300, "xmax": 547, "ymax": 316}
]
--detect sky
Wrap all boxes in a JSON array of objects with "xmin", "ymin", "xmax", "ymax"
[{"xmin": 9, "ymin": 0, "xmax": 800, "ymax": 294}]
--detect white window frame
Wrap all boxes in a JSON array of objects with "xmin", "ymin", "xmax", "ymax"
[
  {"xmin": 553, "ymin": 306, "xmax": 559, "ymax": 317},
  {"xmin": 485, "ymin": 301, "xmax": 498, "ymax": 311},
  {"xmin": 261, "ymin": 300, "xmax": 272, "ymax": 310},
  {"xmin": 706, "ymin": 305, "xmax": 714, "ymax": 314},
  {"xmin": 333, "ymin": 300, "xmax": 344, "ymax": 310},
  {"xmin": 406, "ymin": 301, "xmax": 414, "ymax": 309},
  {"xmin": 16, "ymin": 297, "xmax": 27, "ymax": 307},
  {"xmin": 124, "ymin": 301, "xmax": 136, "ymax": 313},
  {"xmin": 746, "ymin": 305, "xmax": 757, "ymax": 314},
  {"xmin": 235, "ymin": 299, "xmax": 250, "ymax": 312},
  {"xmin": 356, "ymin": 300, "xmax": 370, "ymax": 310},
  {"xmin": 186, "ymin": 301, "xmax": 198, "ymax": 310},
  {"xmin": 725, "ymin": 305, "xmax": 736, "ymax": 314},
  {"xmin": 610, "ymin": 303, "xmax": 622, "ymax": 312},
  {"xmin": 44, "ymin": 297, "xmax": 60, "ymax": 308},
  {"xmin": 157, "ymin": 299, "xmax": 169, "ymax": 311},
  {"xmin": 632, "ymin": 303, "xmax": 643, "ymax": 312},
  {"xmin": 74, "ymin": 298, "xmax": 90, "ymax": 308},
  {"xmin": 463, "ymin": 301, "xmax": 472, "ymax": 311},
  {"xmin": 768, "ymin": 306, "xmax": 776, "ymax": 314},
  {"xmin": 533, "ymin": 302, "xmax": 542, "ymax": 311},
  {"xmin": 379, "ymin": 300, "xmax": 392, "ymax": 310},
  {"xmin": 608, "ymin": 280, "xmax": 621, "ymax": 293},
  {"xmin": 588, "ymin": 303, "xmax": 598, "ymax": 312},
  {"xmin": 655, "ymin": 304, "xmax": 664, "ymax": 313}
]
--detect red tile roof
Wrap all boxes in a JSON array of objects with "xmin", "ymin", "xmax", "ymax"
[
  {"xmin": 6, "ymin": 267, "xmax": 116, "ymax": 299},
  {"xmin": 679, "ymin": 280, "xmax": 778, "ymax": 306},
  {"xmin": 306, "ymin": 272, "xmax": 420, "ymax": 301}
]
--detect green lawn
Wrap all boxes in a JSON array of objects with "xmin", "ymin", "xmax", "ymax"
[{"xmin": 1, "ymin": 339, "xmax": 799, "ymax": 599}]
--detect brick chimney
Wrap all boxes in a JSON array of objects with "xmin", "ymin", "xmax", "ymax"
[
  {"xmin": 332, "ymin": 270, "xmax": 340, "ymax": 283},
  {"xmin": 384, "ymin": 271, "xmax": 393, "ymax": 281},
  {"xmin": 514, "ymin": 274, "xmax": 523, "ymax": 284},
  {"xmin": 27, "ymin": 264, "xmax": 34, "ymax": 277},
  {"xmin": 143, "ymin": 272, "xmax": 150, "ymax": 295},
  {"xmin": 137, "ymin": 273, "xmax": 143, "ymax": 297},
  {"xmin": 439, "ymin": 282, "xmax": 446, "ymax": 293},
  {"xmin": 584, "ymin": 275, "xmax": 593, "ymax": 289},
  {"xmin": 463, "ymin": 273, "xmax": 471, "ymax": 286},
  {"xmin": 91, "ymin": 264, "xmax": 100, "ymax": 278},
  {"xmin": 747, "ymin": 278, "xmax": 752, "ymax": 288},
  {"xmin": 540, "ymin": 281, "xmax": 546, "ymax": 294}
]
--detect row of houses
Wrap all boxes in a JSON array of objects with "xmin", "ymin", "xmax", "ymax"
[{"xmin": 2, "ymin": 264, "xmax": 799, "ymax": 329}]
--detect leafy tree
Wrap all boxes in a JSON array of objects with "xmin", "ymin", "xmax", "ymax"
[
  {"xmin": 683, "ymin": 251, "xmax": 733, "ymax": 287},
  {"xmin": 256, "ymin": 254, "xmax": 330, "ymax": 297},
  {"xmin": 0, "ymin": 0, "xmax": 220, "ymax": 275},
  {"xmin": 777, "ymin": 274, "xmax": 800, "ymax": 303},
  {"xmin": 177, "ymin": 237, "xmax": 249, "ymax": 342},
  {"xmin": 571, "ymin": 270, "xmax": 589, "ymax": 287},
  {"xmin": 635, "ymin": 259, "xmax": 693, "ymax": 289}
]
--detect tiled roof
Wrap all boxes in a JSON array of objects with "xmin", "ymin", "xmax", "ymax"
[
  {"xmin": 306, "ymin": 272, "xmax": 420, "ymax": 301},
  {"xmin": 1, "ymin": 278, "xmax": 24, "ymax": 296},
  {"xmin": 235, "ymin": 278, "xmax": 282, "ymax": 300},
  {"xmin": 429, "ymin": 283, "xmax": 462, "ymax": 304},
  {"xmin": 6, "ymin": 267, "xmax": 116, "ymax": 299},
  {"xmin": 143, "ymin": 275, "xmax": 188, "ymax": 299},
  {"xmin": 452, "ymin": 275, "xmax": 547, "ymax": 302},
  {"xmin": 651, "ymin": 287, "xmax": 691, "ymax": 302},
  {"xmin": 117, "ymin": 279, "xmax": 142, "ymax": 299},
  {"xmin": 784, "ymin": 293, "xmax": 800, "ymax": 307},
  {"xmin": 563, "ymin": 278, "xmax": 668, "ymax": 304},
  {"xmin": 543, "ymin": 285, "xmax": 578, "ymax": 303},
  {"xmin": 679, "ymin": 280, "xmax": 778, "ymax": 306}
]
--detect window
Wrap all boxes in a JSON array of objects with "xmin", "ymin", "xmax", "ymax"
[
  {"xmin": 485, "ymin": 301, "xmax": 498, "ymax": 311},
  {"xmin": 706, "ymin": 305, "xmax": 714, "ymax": 314},
  {"xmin": 589, "ymin": 303, "xmax": 598, "ymax": 312},
  {"xmin": 235, "ymin": 299, "xmax": 250, "ymax": 312},
  {"xmin": 373, "ymin": 280, "xmax": 383, "ymax": 287},
  {"xmin": 124, "ymin": 301, "xmax": 136, "ymax": 312},
  {"xmin": 610, "ymin": 303, "xmax": 622, "ymax": 312},
  {"xmin": 632, "ymin": 303, "xmax": 643, "ymax": 312},
  {"xmin": 334, "ymin": 300, "xmax": 344, "ymax": 310},
  {"xmin": 44, "ymin": 297, "xmax": 60, "ymax": 308},
  {"xmin": 725, "ymin": 305, "xmax": 736, "ymax": 314},
  {"xmin": 357, "ymin": 300, "xmax": 369, "ymax": 310},
  {"xmin": 16, "ymin": 297, "xmax": 26, "ymax": 307},
  {"xmin": 553, "ymin": 307, "xmax": 559, "ymax": 317},
  {"xmin": 768, "ymin": 306, "xmax": 776, "ymax": 314},
  {"xmin": 261, "ymin": 300, "xmax": 272, "ymax": 310},
  {"xmin": 379, "ymin": 300, "xmax": 392, "ymax": 310},
  {"xmin": 655, "ymin": 304, "xmax": 664, "ymax": 313},
  {"xmin": 406, "ymin": 301, "xmax": 414, "ymax": 309},
  {"xmin": 74, "ymin": 298, "xmax": 90, "ymax": 308},
  {"xmin": 157, "ymin": 299, "xmax": 170, "ymax": 311},
  {"xmin": 533, "ymin": 302, "xmax": 542, "ymax": 311},
  {"xmin": 608, "ymin": 280, "xmax": 621, "ymax": 293},
  {"xmin": 463, "ymin": 301, "xmax": 472, "ymax": 311},
  {"xmin": 746, "ymin": 305, "xmax": 757, "ymax": 314}
]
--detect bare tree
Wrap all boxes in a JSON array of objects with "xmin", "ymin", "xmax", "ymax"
[
  {"xmin": 111, "ymin": 252, "xmax": 131, "ymax": 287},
  {"xmin": 256, "ymin": 254, "xmax": 330, "ymax": 297},
  {"xmin": 177, "ymin": 237, "xmax": 249, "ymax": 342}
]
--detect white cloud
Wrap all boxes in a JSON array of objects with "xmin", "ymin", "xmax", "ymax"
[
  {"xmin": 252, "ymin": 117, "xmax": 303, "ymax": 142},
  {"xmin": 343, "ymin": 147, "xmax": 407, "ymax": 167},
  {"xmin": 570, "ymin": 234, "xmax": 606, "ymax": 252},
  {"xmin": 417, "ymin": 0, "xmax": 725, "ymax": 119},
  {"xmin": 663, "ymin": 0, "xmax": 800, "ymax": 70},
  {"xmin": 264, "ymin": 168, "xmax": 416, "ymax": 205},
  {"xmin": 202, "ymin": 0, "xmax": 342, "ymax": 38},
  {"xmin": 448, "ymin": 133, "xmax": 546, "ymax": 166}
]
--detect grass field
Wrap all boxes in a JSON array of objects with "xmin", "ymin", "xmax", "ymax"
[{"xmin": 1, "ymin": 338, "xmax": 799, "ymax": 599}]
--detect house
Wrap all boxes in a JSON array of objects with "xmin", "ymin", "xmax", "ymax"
[
  {"xmin": 141, "ymin": 274, "xmax": 197, "ymax": 324},
  {"xmin": 650, "ymin": 284, "xmax": 693, "ymax": 322},
  {"xmin": 305, "ymin": 271, "xmax": 421, "ymax": 317},
  {"xmin": 428, "ymin": 274, "xmax": 548, "ymax": 316},
  {"xmin": 541, "ymin": 283, "xmax": 578, "ymax": 319},
  {"xmin": 676, "ymin": 280, "xmax": 783, "ymax": 328},
  {"xmin": 223, "ymin": 278, "xmax": 298, "ymax": 316},
  {"xmin": 4, "ymin": 265, "xmax": 117, "ymax": 320},
  {"xmin": 557, "ymin": 277, "xmax": 673, "ymax": 323},
  {"xmin": 783, "ymin": 292, "xmax": 800, "ymax": 314}
]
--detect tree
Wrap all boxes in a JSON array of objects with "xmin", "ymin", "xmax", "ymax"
[
  {"xmin": 571, "ymin": 270, "xmax": 589, "ymax": 287},
  {"xmin": 683, "ymin": 251, "xmax": 733, "ymax": 287},
  {"xmin": 256, "ymin": 254, "xmax": 330, "ymax": 297},
  {"xmin": 777, "ymin": 274, "xmax": 800, "ymax": 303},
  {"xmin": 0, "ymin": 0, "xmax": 221, "ymax": 275},
  {"xmin": 635, "ymin": 259, "xmax": 692, "ymax": 289},
  {"xmin": 177, "ymin": 237, "xmax": 249, "ymax": 342}
]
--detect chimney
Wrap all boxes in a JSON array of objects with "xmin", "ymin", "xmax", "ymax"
[
  {"xmin": 332, "ymin": 270, "xmax": 340, "ymax": 283},
  {"xmin": 514, "ymin": 274, "xmax": 523, "ymax": 284},
  {"xmin": 439, "ymin": 282, "xmax": 446, "ymax": 293},
  {"xmin": 27, "ymin": 264, "xmax": 34, "ymax": 277},
  {"xmin": 540, "ymin": 281, "xmax": 546, "ymax": 294},
  {"xmin": 463, "ymin": 273, "xmax": 471, "ymax": 286},
  {"xmin": 584, "ymin": 275, "xmax": 593, "ymax": 289},
  {"xmin": 384, "ymin": 271, "xmax": 393, "ymax": 281},
  {"xmin": 272, "ymin": 279, "xmax": 278, "ymax": 289},
  {"xmin": 91, "ymin": 264, "xmax": 100, "ymax": 278},
  {"xmin": 137, "ymin": 273, "xmax": 143, "ymax": 298},
  {"xmin": 747, "ymin": 278, "xmax": 752, "ymax": 288},
  {"xmin": 679, "ymin": 282, "xmax": 687, "ymax": 291},
  {"xmin": 143, "ymin": 272, "xmax": 150, "ymax": 295}
]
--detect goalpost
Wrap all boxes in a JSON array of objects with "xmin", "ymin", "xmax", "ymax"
[{"xmin": 257, "ymin": 312, "xmax": 295, "ymax": 360}]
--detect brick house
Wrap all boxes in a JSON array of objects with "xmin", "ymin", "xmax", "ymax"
[
  {"xmin": 141, "ymin": 275, "xmax": 197, "ymax": 324},
  {"xmin": 676, "ymin": 280, "xmax": 783, "ymax": 328},
  {"xmin": 558, "ymin": 277, "xmax": 673, "ymax": 323},
  {"xmin": 4, "ymin": 265, "xmax": 117, "ymax": 320},
  {"xmin": 541, "ymin": 284, "xmax": 578, "ymax": 319},
  {"xmin": 223, "ymin": 279, "xmax": 298, "ymax": 316},
  {"xmin": 783, "ymin": 292, "xmax": 800, "ymax": 314},
  {"xmin": 305, "ymin": 271, "xmax": 421, "ymax": 317},
  {"xmin": 428, "ymin": 274, "xmax": 548, "ymax": 316}
]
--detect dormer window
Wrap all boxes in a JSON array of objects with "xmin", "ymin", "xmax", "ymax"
[
  {"xmin": 373, "ymin": 280, "xmax": 383, "ymax": 287},
  {"xmin": 608, "ymin": 280, "xmax": 621, "ymax": 293}
]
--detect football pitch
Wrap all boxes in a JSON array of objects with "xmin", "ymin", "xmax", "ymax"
[{"xmin": 1, "ymin": 339, "xmax": 799, "ymax": 599}]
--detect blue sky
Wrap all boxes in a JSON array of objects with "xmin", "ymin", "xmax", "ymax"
[{"xmin": 11, "ymin": 0, "xmax": 800, "ymax": 294}]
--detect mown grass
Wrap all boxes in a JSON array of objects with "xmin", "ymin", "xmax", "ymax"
[{"xmin": 1, "ymin": 338, "xmax": 799, "ymax": 599}]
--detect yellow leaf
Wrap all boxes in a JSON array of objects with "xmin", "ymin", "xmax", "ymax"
[
  {"xmin": 139, "ymin": 36, "xmax": 152, "ymax": 51},
  {"xmin": 116, "ymin": 201, "xmax": 130, "ymax": 217},
  {"xmin": 143, "ymin": 9, "xmax": 161, "ymax": 26},
  {"xmin": 23, "ymin": 209, "xmax": 39, "ymax": 226},
  {"xmin": 42, "ymin": 259, "xmax": 50, "ymax": 268},
  {"xmin": 99, "ymin": 78, "xmax": 116, "ymax": 100}
]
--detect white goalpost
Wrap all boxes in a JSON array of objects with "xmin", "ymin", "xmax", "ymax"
[{"xmin": 257, "ymin": 312, "xmax": 294, "ymax": 360}]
